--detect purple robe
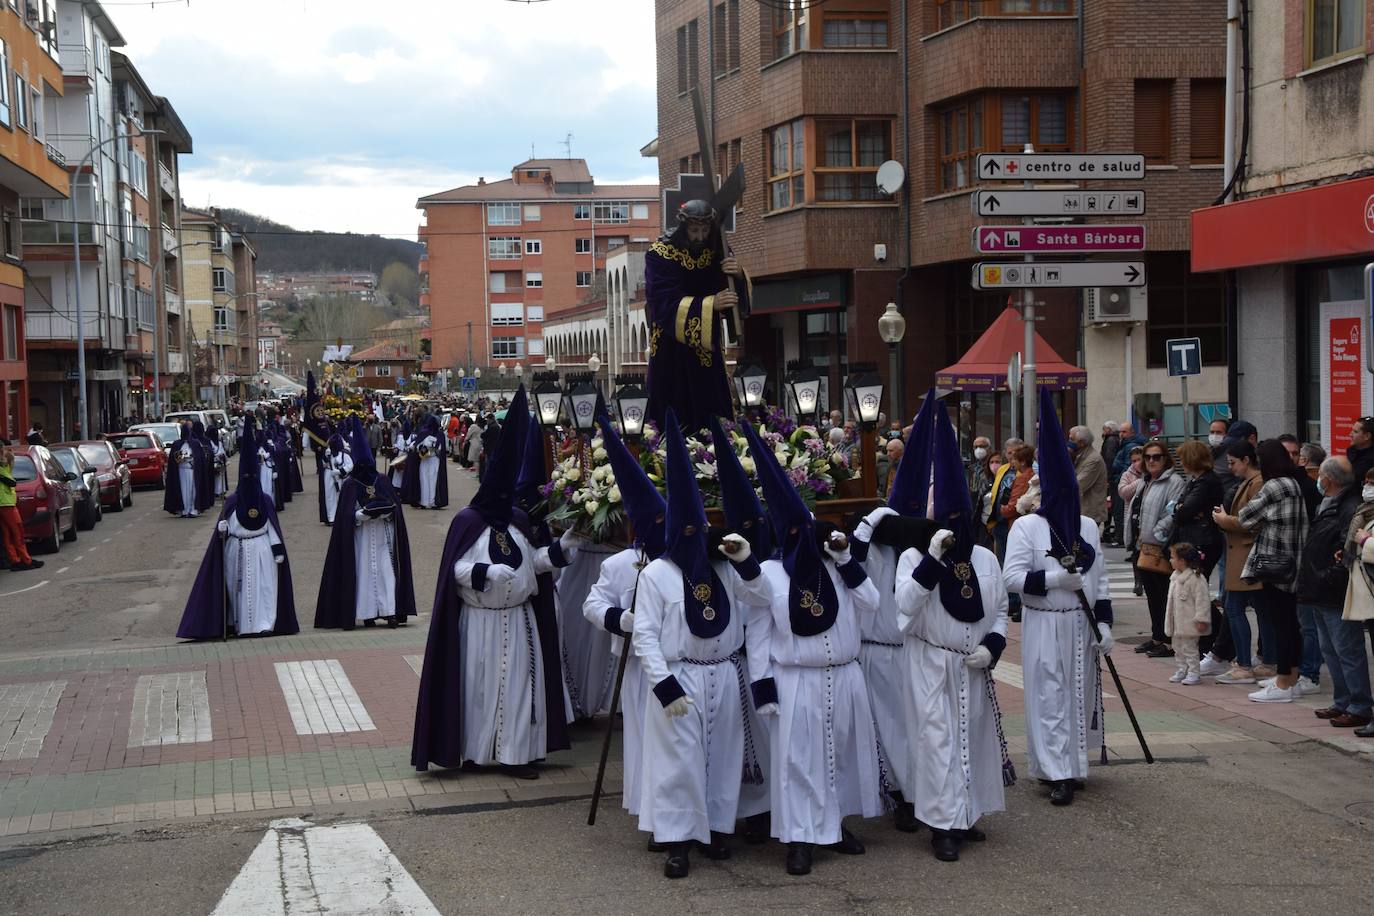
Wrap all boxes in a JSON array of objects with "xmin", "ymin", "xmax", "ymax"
[
  {"xmin": 401, "ymin": 440, "xmax": 422, "ymax": 507},
  {"xmin": 176, "ymin": 493, "xmax": 299, "ymax": 639},
  {"xmin": 163, "ymin": 436, "xmax": 210, "ymax": 516},
  {"xmin": 314, "ymin": 446, "xmax": 329, "ymax": 524},
  {"xmin": 313, "ymin": 474, "xmax": 417, "ymax": 629},
  {"xmin": 410, "ymin": 506, "xmax": 570, "ymax": 771}
]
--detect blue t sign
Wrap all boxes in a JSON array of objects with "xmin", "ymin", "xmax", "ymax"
[{"xmin": 1166, "ymin": 337, "xmax": 1202, "ymax": 377}]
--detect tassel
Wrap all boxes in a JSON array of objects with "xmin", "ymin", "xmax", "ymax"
[{"xmin": 1002, "ymin": 760, "xmax": 1017, "ymax": 788}]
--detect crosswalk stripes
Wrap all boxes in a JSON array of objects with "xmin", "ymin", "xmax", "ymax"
[
  {"xmin": 1107, "ymin": 556, "xmax": 1138, "ymax": 600},
  {"xmin": 128, "ymin": 672, "xmax": 212, "ymax": 747},
  {"xmin": 0, "ymin": 679, "xmax": 66, "ymax": 762},
  {"xmin": 274, "ymin": 660, "xmax": 377, "ymax": 736},
  {"xmin": 403, "ymin": 655, "xmax": 423, "ymax": 677}
]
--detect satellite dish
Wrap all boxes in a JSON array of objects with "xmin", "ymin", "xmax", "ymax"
[{"xmin": 876, "ymin": 160, "xmax": 905, "ymax": 195}]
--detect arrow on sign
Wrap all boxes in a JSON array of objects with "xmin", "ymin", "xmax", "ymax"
[
  {"xmin": 984, "ymin": 194, "xmax": 1001, "ymax": 212},
  {"xmin": 1124, "ymin": 265, "xmax": 1141, "ymax": 282},
  {"xmin": 982, "ymin": 230, "xmax": 1001, "ymax": 248},
  {"xmin": 983, "ymin": 159, "xmax": 1000, "ymax": 176}
]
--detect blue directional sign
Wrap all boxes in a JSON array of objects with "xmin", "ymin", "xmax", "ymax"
[
  {"xmin": 1166, "ymin": 337, "xmax": 1202, "ymax": 377},
  {"xmin": 459, "ymin": 376, "xmax": 478, "ymax": 392},
  {"xmin": 396, "ymin": 376, "xmax": 405, "ymax": 387}
]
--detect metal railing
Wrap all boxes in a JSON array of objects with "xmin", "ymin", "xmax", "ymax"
[{"xmin": 25, "ymin": 310, "xmax": 101, "ymax": 341}]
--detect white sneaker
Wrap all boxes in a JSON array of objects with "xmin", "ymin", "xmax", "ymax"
[
  {"xmin": 1294, "ymin": 676, "xmax": 1321, "ymax": 697},
  {"xmin": 1199, "ymin": 654, "xmax": 1229, "ymax": 677},
  {"xmin": 1169, "ymin": 669, "xmax": 1187, "ymax": 683},
  {"xmin": 1248, "ymin": 683, "xmax": 1295, "ymax": 703},
  {"xmin": 1182, "ymin": 673, "xmax": 1201, "ymax": 686},
  {"xmin": 1257, "ymin": 676, "xmax": 1276, "ymax": 688}
]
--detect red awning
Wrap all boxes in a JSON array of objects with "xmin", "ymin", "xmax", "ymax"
[{"xmin": 934, "ymin": 305, "xmax": 1086, "ymax": 392}]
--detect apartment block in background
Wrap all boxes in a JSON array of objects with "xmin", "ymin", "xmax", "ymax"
[
  {"xmin": 180, "ymin": 207, "xmax": 258, "ymax": 404},
  {"xmin": 0, "ymin": 0, "xmax": 66, "ymax": 440},
  {"xmin": 416, "ymin": 158, "xmax": 658, "ymax": 377}
]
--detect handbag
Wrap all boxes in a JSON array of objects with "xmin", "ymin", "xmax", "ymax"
[
  {"xmin": 1135, "ymin": 543, "xmax": 1171, "ymax": 575},
  {"xmin": 1243, "ymin": 551, "xmax": 1295, "ymax": 585}
]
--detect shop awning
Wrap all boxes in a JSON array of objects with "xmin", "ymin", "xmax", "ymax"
[{"xmin": 934, "ymin": 305, "xmax": 1086, "ymax": 392}]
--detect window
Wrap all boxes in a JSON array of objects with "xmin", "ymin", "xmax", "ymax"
[
  {"xmin": 128, "ymin": 150, "xmax": 147, "ymax": 196},
  {"xmin": 768, "ymin": 118, "xmax": 805, "ymax": 210},
  {"xmin": 595, "ymin": 201, "xmax": 630, "ymax": 223},
  {"xmin": 492, "ymin": 336, "xmax": 525, "ymax": 359},
  {"xmin": 525, "ymin": 239, "xmax": 542, "ymax": 255},
  {"xmin": 576, "ymin": 271, "xmax": 592, "ymax": 287},
  {"xmin": 1001, "ymin": 93, "xmax": 1069, "ymax": 149},
  {"xmin": 823, "ymin": 13, "xmax": 889, "ymax": 48},
  {"xmin": 132, "ymin": 223, "xmax": 150, "ymax": 263},
  {"xmin": 631, "ymin": 203, "xmax": 650, "ymax": 220},
  {"xmin": 489, "ymin": 272, "xmax": 507, "ymax": 293},
  {"xmin": 13, "ymin": 74, "xmax": 26, "ymax": 131},
  {"xmin": 815, "ymin": 119, "xmax": 891, "ymax": 201},
  {"xmin": 213, "ymin": 306, "xmax": 228, "ymax": 331},
  {"xmin": 375, "ymin": 364, "xmax": 391, "ymax": 377},
  {"xmin": 526, "ymin": 272, "xmax": 543, "ymax": 288},
  {"xmin": 212, "ymin": 268, "xmax": 229, "ymax": 292},
  {"xmin": 939, "ymin": 98, "xmax": 984, "ymax": 191},
  {"xmin": 3, "ymin": 210, "xmax": 19, "ymax": 260},
  {"xmin": 2, "ymin": 305, "xmax": 18, "ymax": 361},
  {"xmin": 1190, "ymin": 79, "xmax": 1225, "ymax": 164},
  {"xmin": 573, "ymin": 204, "xmax": 591, "ymax": 220},
  {"xmin": 771, "ymin": 1, "xmax": 806, "ymax": 61},
  {"xmin": 679, "ymin": 153, "xmax": 702, "ymax": 176},
  {"xmin": 524, "ymin": 204, "xmax": 541, "ymax": 221},
  {"xmin": 487, "ymin": 202, "xmax": 521, "ymax": 226},
  {"xmin": 0, "ymin": 41, "xmax": 9, "ymax": 127},
  {"xmin": 676, "ymin": 18, "xmax": 699, "ymax": 94},
  {"xmin": 527, "ymin": 305, "xmax": 545, "ymax": 322},
  {"xmin": 1145, "ymin": 255, "xmax": 1227, "ymax": 368},
  {"xmin": 527, "ymin": 337, "xmax": 546, "ymax": 356},
  {"xmin": 575, "ymin": 237, "xmax": 592, "ymax": 254},
  {"xmin": 1134, "ymin": 80, "xmax": 1172, "ymax": 164},
  {"xmin": 492, "ymin": 303, "xmax": 524, "ymax": 326},
  {"xmin": 938, "ymin": 2, "xmax": 1073, "ymax": 30},
  {"xmin": 1308, "ymin": 0, "xmax": 1365, "ymax": 66},
  {"xmin": 488, "ymin": 236, "xmax": 521, "ymax": 259},
  {"xmin": 713, "ymin": 0, "xmax": 740, "ymax": 76},
  {"xmin": 937, "ymin": 92, "xmax": 1072, "ymax": 191},
  {"xmin": 29, "ymin": 85, "xmax": 41, "ymax": 141}
]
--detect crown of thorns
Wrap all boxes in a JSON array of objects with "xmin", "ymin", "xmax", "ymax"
[{"xmin": 677, "ymin": 200, "xmax": 716, "ymax": 224}]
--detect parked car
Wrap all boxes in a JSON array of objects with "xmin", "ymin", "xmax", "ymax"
[
  {"xmin": 130, "ymin": 422, "xmax": 184, "ymax": 457},
  {"xmin": 63, "ymin": 440, "xmax": 133, "ymax": 511},
  {"xmin": 108, "ymin": 431, "xmax": 168, "ymax": 489},
  {"xmin": 13, "ymin": 445, "xmax": 77, "ymax": 553},
  {"xmin": 49, "ymin": 446, "xmax": 101, "ymax": 530},
  {"xmin": 164, "ymin": 410, "xmax": 234, "ymax": 455}
]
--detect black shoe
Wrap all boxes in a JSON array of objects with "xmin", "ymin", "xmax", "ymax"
[
  {"xmin": 499, "ymin": 763, "xmax": 539, "ymax": 780},
  {"xmin": 959, "ymin": 824, "xmax": 986, "ymax": 842},
  {"xmin": 893, "ymin": 801, "xmax": 921, "ymax": 833},
  {"xmin": 647, "ymin": 839, "xmax": 669, "ymax": 853},
  {"xmin": 932, "ymin": 832, "xmax": 960, "ymax": 862},
  {"xmin": 26, "ymin": 559, "xmax": 43, "ymax": 570},
  {"xmin": 785, "ymin": 843, "xmax": 812, "ymax": 876},
  {"xmin": 1009, "ymin": 608, "xmax": 1022, "ymax": 623},
  {"xmin": 1134, "ymin": 640, "xmax": 1156, "ymax": 654},
  {"xmin": 742, "ymin": 812, "xmax": 771, "ymax": 845},
  {"xmin": 362, "ymin": 619, "xmax": 377, "ymax": 628},
  {"xmin": 1146, "ymin": 644, "xmax": 1175, "ymax": 658},
  {"xmin": 663, "ymin": 844, "xmax": 690, "ymax": 879},
  {"xmin": 387, "ymin": 616, "xmax": 399, "ymax": 629},
  {"xmin": 827, "ymin": 827, "xmax": 865, "ymax": 855},
  {"xmin": 1049, "ymin": 780, "xmax": 1075, "ymax": 806},
  {"xmin": 1133, "ymin": 584, "xmax": 1144, "ymax": 597},
  {"xmin": 696, "ymin": 832, "xmax": 731, "ymax": 860}
]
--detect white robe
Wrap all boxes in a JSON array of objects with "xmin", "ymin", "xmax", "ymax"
[
  {"xmin": 633, "ymin": 555, "xmax": 772, "ymax": 845},
  {"xmin": 223, "ymin": 514, "xmax": 281, "ymax": 635},
  {"xmin": 176, "ymin": 445, "xmax": 196, "ymax": 515},
  {"xmin": 559, "ymin": 545, "xmax": 619, "ymax": 718},
  {"xmin": 353, "ymin": 510, "xmax": 398, "ymax": 622},
  {"xmin": 418, "ymin": 436, "xmax": 440, "ymax": 507},
  {"xmin": 750, "ymin": 559, "xmax": 884, "ymax": 845},
  {"xmin": 452, "ymin": 527, "xmax": 562, "ymax": 766},
  {"xmin": 390, "ymin": 435, "xmax": 411, "ymax": 489},
  {"xmin": 324, "ymin": 451, "xmax": 353, "ymax": 524},
  {"xmin": 853, "ymin": 539, "xmax": 913, "ymax": 799},
  {"xmin": 581, "ymin": 547, "xmax": 649, "ymax": 815},
  {"xmin": 257, "ymin": 448, "xmax": 275, "ymax": 501},
  {"xmin": 1002, "ymin": 514, "xmax": 1111, "ymax": 782},
  {"xmin": 894, "ymin": 545, "xmax": 1009, "ymax": 831},
  {"xmin": 212, "ymin": 443, "xmax": 228, "ymax": 497}
]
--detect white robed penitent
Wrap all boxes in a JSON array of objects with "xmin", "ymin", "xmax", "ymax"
[
  {"xmin": 894, "ymin": 545, "xmax": 1009, "ymax": 831},
  {"xmin": 324, "ymin": 450, "xmax": 353, "ymax": 524},
  {"xmin": 176, "ymin": 444, "xmax": 197, "ymax": 516},
  {"xmin": 853, "ymin": 539, "xmax": 914, "ymax": 799},
  {"xmin": 223, "ymin": 514, "xmax": 282, "ymax": 635},
  {"xmin": 1002, "ymin": 514, "xmax": 1110, "ymax": 782},
  {"xmin": 353, "ymin": 508, "xmax": 398, "ymax": 623},
  {"xmin": 258, "ymin": 446, "xmax": 275, "ymax": 500},
  {"xmin": 418, "ymin": 435, "xmax": 440, "ymax": 507},
  {"xmin": 560, "ymin": 544, "xmax": 619, "ymax": 719}
]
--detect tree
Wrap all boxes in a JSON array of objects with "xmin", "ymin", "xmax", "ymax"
[
  {"xmin": 293, "ymin": 294, "xmax": 384, "ymax": 355},
  {"xmin": 378, "ymin": 262, "xmax": 420, "ymax": 309}
]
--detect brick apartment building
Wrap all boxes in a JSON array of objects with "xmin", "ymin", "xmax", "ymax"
[
  {"xmin": 654, "ymin": 0, "xmax": 1226, "ymax": 440},
  {"xmin": 416, "ymin": 159, "xmax": 659, "ymax": 377}
]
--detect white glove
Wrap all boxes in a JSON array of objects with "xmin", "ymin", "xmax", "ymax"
[
  {"xmin": 854, "ymin": 506, "xmax": 897, "ymax": 542},
  {"xmin": 664, "ymin": 695, "xmax": 694, "ymax": 718},
  {"xmin": 483, "ymin": 564, "xmax": 518, "ymax": 594},
  {"xmin": 354, "ymin": 509, "xmax": 367, "ymax": 525},
  {"xmin": 1096, "ymin": 623, "xmax": 1114, "ymax": 655},
  {"xmin": 558, "ymin": 529, "xmax": 582, "ymax": 563},
  {"xmin": 719, "ymin": 533, "xmax": 751, "ymax": 562},
  {"xmin": 928, "ymin": 528, "xmax": 955, "ymax": 562},
  {"xmin": 216, "ymin": 520, "xmax": 229, "ymax": 533},
  {"xmin": 964, "ymin": 645, "xmax": 993, "ymax": 670},
  {"xmin": 823, "ymin": 538, "xmax": 851, "ymax": 567},
  {"xmin": 1047, "ymin": 567, "xmax": 1084, "ymax": 592},
  {"xmin": 755, "ymin": 702, "xmax": 779, "ymax": 717},
  {"xmin": 272, "ymin": 472, "xmax": 279, "ymax": 480},
  {"xmin": 274, "ymin": 555, "xmax": 284, "ymax": 565},
  {"xmin": 618, "ymin": 610, "xmax": 635, "ymax": 635}
]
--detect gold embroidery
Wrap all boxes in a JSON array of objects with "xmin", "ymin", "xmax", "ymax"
[
  {"xmin": 649, "ymin": 324, "xmax": 663, "ymax": 357},
  {"xmin": 799, "ymin": 589, "xmax": 824, "ymax": 617},
  {"xmin": 675, "ymin": 296, "xmax": 694, "ymax": 344},
  {"xmin": 692, "ymin": 583, "xmax": 712, "ymax": 602},
  {"xmin": 494, "ymin": 531, "xmax": 512, "ymax": 556},
  {"xmin": 700, "ymin": 295, "xmax": 715, "ymax": 352},
  {"xmin": 247, "ymin": 508, "xmax": 259, "ymax": 519},
  {"xmin": 650, "ymin": 240, "xmax": 714, "ymax": 270}
]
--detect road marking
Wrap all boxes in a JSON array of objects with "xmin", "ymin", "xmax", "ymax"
[
  {"xmin": 56, "ymin": 566, "xmax": 70, "ymax": 574},
  {"xmin": 101, "ymin": 537, "xmax": 111, "ymax": 544},
  {"xmin": 274, "ymin": 660, "xmax": 376, "ymax": 735},
  {"xmin": 128, "ymin": 672, "xmax": 212, "ymax": 747},
  {"xmin": 0, "ymin": 679, "xmax": 67, "ymax": 761},
  {"xmin": 0, "ymin": 579, "xmax": 49, "ymax": 597},
  {"xmin": 404, "ymin": 655, "xmax": 423, "ymax": 677},
  {"xmin": 211, "ymin": 818, "xmax": 440, "ymax": 916}
]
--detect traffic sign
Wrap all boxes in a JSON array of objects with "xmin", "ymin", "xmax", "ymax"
[
  {"xmin": 459, "ymin": 376, "xmax": 478, "ymax": 392},
  {"xmin": 974, "ymin": 188, "xmax": 1146, "ymax": 217},
  {"xmin": 977, "ymin": 153, "xmax": 1145, "ymax": 181},
  {"xmin": 1166, "ymin": 337, "xmax": 1202, "ymax": 377},
  {"xmin": 973, "ymin": 224, "xmax": 1146, "ymax": 255},
  {"xmin": 971, "ymin": 261, "xmax": 1146, "ymax": 290}
]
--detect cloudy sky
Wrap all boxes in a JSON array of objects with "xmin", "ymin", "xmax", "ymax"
[{"xmin": 112, "ymin": 0, "xmax": 658, "ymax": 239}]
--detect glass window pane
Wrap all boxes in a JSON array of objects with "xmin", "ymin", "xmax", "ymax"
[
  {"xmin": 793, "ymin": 175, "xmax": 806, "ymax": 205},
  {"xmin": 1002, "ymin": 96, "xmax": 1030, "ymax": 146},
  {"xmin": 1313, "ymin": 0, "xmax": 1336, "ymax": 60},
  {"xmin": 1338, "ymin": 0, "xmax": 1362, "ymax": 54},
  {"xmin": 1039, "ymin": 0, "xmax": 1070, "ymax": 12},
  {"xmin": 971, "ymin": 99, "xmax": 984, "ymax": 148},
  {"xmin": 818, "ymin": 120, "xmax": 852, "ymax": 167},
  {"xmin": 942, "ymin": 110, "xmax": 955, "ymax": 156},
  {"xmin": 955, "ymin": 110, "xmax": 968, "ymax": 154},
  {"xmin": 1037, "ymin": 96, "xmax": 1067, "ymax": 145},
  {"xmin": 771, "ymin": 124, "xmax": 789, "ymax": 176},
  {"xmin": 792, "ymin": 120, "xmax": 805, "ymax": 173},
  {"xmin": 771, "ymin": 181, "xmax": 790, "ymax": 210},
  {"xmin": 1000, "ymin": 0, "xmax": 1032, "ymax": 11},
  {"xmin": 856, "ymin": 121, "xmax": 889, "ymax": 166}
]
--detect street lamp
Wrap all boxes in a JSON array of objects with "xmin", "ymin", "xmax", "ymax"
[
  {"xmin": 613, "ymin": 373, "xmax": 648, "ymax": 440},
  {"xmin": 72, "ymin": 127, "xmax": 164, "ymax": 437},
  {"xmin": 544, "ymin": 356, "xmax": 556, "ymax": 372},
  {"xmin": 564, "ymin": 372, "xmax": 599, "ymax": 436},
  {"xmin": 514, "ymin": 363, "xmax": 525, "ymax": 385},
  {"xmin": 733, "ymin": 359, "xmax": 768, "ymax": 416},
  {"xmin": 878, "ymin": 301, "xmax": 907, "ymax": 424},
  {"xmin": 785, "ymin": 360, "xmax": 822, "ymax": 425},
  {"xmin": 533, "ymin": 371, "xmax": 563, "ymax": 428},
  {"xmin": 845, "ymin": 362, "xmax": 885, "ymax": 499}
]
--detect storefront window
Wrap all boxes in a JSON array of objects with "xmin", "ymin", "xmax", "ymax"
[{"xmin": 1302, "ymin": 261, "xmax": 1366, "ymax": 451}]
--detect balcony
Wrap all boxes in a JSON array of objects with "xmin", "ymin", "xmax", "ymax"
[
  {"xmin": 25, "ymin": 310, "xmax": 101, "ymax": 343},
  {"xmin": 418, "ymin": 258, "xmax": 429, "ymax": 273},
  {"xmin": 45, "ymin": 144, "xmax": 66, "ymax": 168},
  {"xmin": 166, "ymin": 351, "xmax": 186, "ymax": 374},
  {"xmin": 158, "ymin": 161, "xmax": 176, "ymax": 197},
  {"xmin": 161, "ymin": 223, "xmax": 177, "ymax": 254},
  {"xmin": 47, "ymin": 132, "xmax": 99, "ymax": 169},
  {"xmin": 759, "ymin": 49, "xmax": 899, "ymax": 124},
  {"xmin": 58, "ymin": 44, "xmax": 95, "ymax": 82},
  {"xmin": 164, "ymin": 288, "xmax": 182, "ymax": 316}
]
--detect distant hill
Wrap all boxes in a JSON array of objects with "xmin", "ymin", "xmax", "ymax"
[{"xmin": 217, "ymin": 208, "xmax": 423, "ymax": 275}]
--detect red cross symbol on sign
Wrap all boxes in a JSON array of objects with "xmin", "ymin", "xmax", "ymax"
[{"xmin": 1005, "ymin": 160, "xmax": 1019, "ymax": 175}]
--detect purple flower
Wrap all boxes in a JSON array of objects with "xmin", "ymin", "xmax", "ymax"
[
  {"xmin": 811, "ymin": 478, "xmax": 831, "ymax": 495},
  {"xmin": 787, "ymin": 466, "xmax": 808, "ymax": 487}
]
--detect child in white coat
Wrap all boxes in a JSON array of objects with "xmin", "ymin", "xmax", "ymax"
[{"xmin": 1165, "ymin": 543, "xmax": 1212, "ymax": 685}]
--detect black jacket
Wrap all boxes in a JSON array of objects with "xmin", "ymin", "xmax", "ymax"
[
  {"xmin": 1349, "ymin": 444, "xmax": 1374, "ymax": 490},
  {"xmin": 1168, "ymin": 470, "xmax": 1224, "ymax": 552},
  {"xmin": 1296, "ymin": 484, "xmax": 1362, "ymax": 607}
]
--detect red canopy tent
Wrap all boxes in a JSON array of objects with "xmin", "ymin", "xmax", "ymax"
[{"xmin": 935, "ymin": 305, "xmax": 1086, "ymax": 392}]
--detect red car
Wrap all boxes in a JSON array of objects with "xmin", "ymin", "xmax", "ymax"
[
  {"xmin": 12, "ymin": 445, "xmax": 77, "ymax": 554},
  {"xmin": 108, "ymin": 431, "xmax": 167, "ymax": 489},
  {"xmin": 57, "ymin": 440, "xmax": 133, "ymax": 511}
]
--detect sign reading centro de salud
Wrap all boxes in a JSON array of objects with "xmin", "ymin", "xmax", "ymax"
[
  {"xmin": 977, "ymin": 153, "xmax": 1146, "ymax": 180},
  {"xmin": 973, "ymin": 224, "xmax": 1146, "ymax": 255}
]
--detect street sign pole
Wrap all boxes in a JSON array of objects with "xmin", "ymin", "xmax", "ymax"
[
  {"xmin": 1181, "ymin": 375, "xmax": 1191, "ymax": 439},
  {"xmin": 1021, "ymin": 145, "xmax": 1037, "ymax": 450}
]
